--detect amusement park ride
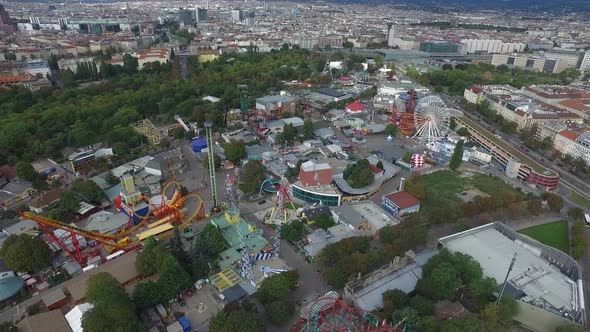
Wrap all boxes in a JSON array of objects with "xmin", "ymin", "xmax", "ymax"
[
  {"xmin": 389, "ymin": 89, "xmax": 418, "ymax": 136},
  {"xmin": 266, "ymin": 178, "xmax": 295, "ymax": 259},
  {"xmin": 388, "ymin": 90, "xmax": 457, "ymax": 145},
  {"xmin": 224, "ymin": 174, "xmax": 255, "ymax": 283},
  {"xmin": 22, "ymin": 180, "xmax": 205, "ymax": 265},
  {"xmin": 293, "ymin": 291, "xmax": 403, "ymax": 332}
]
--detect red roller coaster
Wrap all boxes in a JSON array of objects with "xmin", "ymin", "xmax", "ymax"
[
  {"xmin": 22, "ymin": 181, "xmax": 205, "ymax": 265},
  {"xmin": 293, "ymin": 292, "xmax": 402, "ymax": 332}
]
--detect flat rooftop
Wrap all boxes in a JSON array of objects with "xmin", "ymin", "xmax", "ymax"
[
  {"xmin": 347, "ymin": 202, "xmax": 399, "ymax": 230},
  {"xmin": 348, "ymin": 250, "xmax": 438, "ymax": 311},
  {"xmin": 457, "ymin": 116, "xmax": 556, "ymax": 176},
  {"xmin": 440, "ymin": 223, "xmax": 579, "ymax": 313}
]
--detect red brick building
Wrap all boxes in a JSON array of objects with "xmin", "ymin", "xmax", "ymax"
[{"xmin": 299, "ymin": 161, "xmax": 332, "ymax": 187}]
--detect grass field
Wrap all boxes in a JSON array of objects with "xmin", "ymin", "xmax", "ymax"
[
  {"xmin": 570, "ymin": 191, "xmax": 590, "ymax": 210},
  {"xmin": 419, "ymin": 171, "xmax": 519, "ymax": 216},
  {"xmin": 519, "ymin": 220, "xmax": 569, "ymax": 253},
  {"xmin": 470, "ymin": 173, "xmax": 518, "ymax": 196},
  {"xmin": 420, "ymin": 170, "xmax": 467, "ymax": 215}
]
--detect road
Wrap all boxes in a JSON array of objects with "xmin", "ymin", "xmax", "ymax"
[
  {"xmin": 441, "ymin": 94, "xmax": 590, "ymax": 196},
  {"xmin": 178, "ymin": 53, "xmax": 189, "ymax": 80},
  {"xmin": 244, "ymin": 210, "xmax": 329, "ymax": 330}
]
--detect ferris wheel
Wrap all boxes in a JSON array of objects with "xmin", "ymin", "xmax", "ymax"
[{"xmin": 413, "ymin": 96, "xmax": 451, "ymax": 144}]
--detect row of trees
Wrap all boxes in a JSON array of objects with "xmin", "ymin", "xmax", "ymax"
[
  {"xmin": 462, "ymin": 100, "xmax": 518, "ymax": 134},
  {"xmin": 449, "ymin": 139, "xmax": 464, "ymax": 171},
  {"xmin": 409, "ymin": 62, "xmax": 579, "ymax": 96},
  {"xmin": 571, "ymin": 221, "xmax": 588, "ymax": 259},
  {"xmin": 74, "ymin": 61, "xmax": 101, "ymax": 81}
]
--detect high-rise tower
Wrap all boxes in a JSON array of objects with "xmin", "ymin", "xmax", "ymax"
[
  {"xmin": 387, "ymin": 23, "xmax": 397, "ymax": 47},
  {"xmin": 0, "ymin": 4, "xmax": 16, "ymax": 34}
]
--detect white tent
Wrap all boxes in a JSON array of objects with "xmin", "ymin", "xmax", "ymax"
[{"xmin": 65, "ymin": 303, "xmax": 93, "ymax": 332}]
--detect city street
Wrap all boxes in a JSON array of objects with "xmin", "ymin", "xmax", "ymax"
[
  {"xmin": 441, "ymin": 94, "xmax": 590, "ymax": 196},
  {"xmin": 243, "ymin": 210, "xmax": 330, "ymax": 329}
]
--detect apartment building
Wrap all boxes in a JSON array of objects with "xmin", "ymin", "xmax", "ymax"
[
  {"xmin": 553, "ymin": 129, "xmax": 590, "ymax": 164},
  {"xmin": 491, "ymin": 54, "xmax": 575, "ymax": 74},
  {"xmin": 135, "ymin": 48, "xmax": 170, "ymax": 69},
  {"xmin": 464, "ymin": 85, "xmax": 582, "ymax": 130},
  {"xmin": 580, "ymin": 52, "xmax": 590, "ymax": 73},
  {"xmin": 460, "ymin": 39, "xmax": 526, "ymax": 54}
]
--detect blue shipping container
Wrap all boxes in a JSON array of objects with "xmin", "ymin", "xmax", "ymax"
[{"xmin": 178, "ymin": 316, "xmax": 191, "ymax": 332}]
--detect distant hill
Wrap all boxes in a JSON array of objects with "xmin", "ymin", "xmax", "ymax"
[
  {"xmin": 282, "ymin": 0, "xmax": 590, "ymax": 12},
  {"xmin": 5, "ymin": 0, "xmax": 590, "ymax": 12}
]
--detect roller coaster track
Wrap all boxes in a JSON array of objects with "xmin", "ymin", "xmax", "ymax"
[
  {"xmin": 23, "ymin": 183, "xmax": 206, "ymax": 254},
  {"xmin": 259, "ymin": 178, "xmax": 280, "ymax": 195}
]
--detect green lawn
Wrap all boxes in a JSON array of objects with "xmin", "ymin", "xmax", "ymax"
[
  {"xmin": 519, "ymin": 220, "xmax": 569, "ymax": 253},
  {"xmin": 570, "ymin": 191, "xmax": 590, "ymax": 210},
  {"xmin": 419, "ymin": 171, "xmax": 517, "ymax": 216},
  {"xmin": 420, "ymin": 170, "xmax": 467, "ymax": 215},
  {"xmin": 469, "ymin": 173, "xmax": 517, "ymax": 196}
]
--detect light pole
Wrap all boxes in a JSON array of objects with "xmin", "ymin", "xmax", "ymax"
[{"xmin": 497, "ymin": 252, "xmax": 517, "ymax": 304}]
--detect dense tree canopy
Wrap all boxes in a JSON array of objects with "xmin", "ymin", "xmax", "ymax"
[
  {"xmin": 257, "ymin": 270, "xmax": 299, "ymax": 304},
  {"xmin": 133, "ymin": 281, "xmax": 162, "ymax": 309},
  {"xmin": 417, "ymin": 249, "xmax": 488, "ymax": 302},
  {"xmin": 222, "ymin": 139, "xmax": 247, "ymax": 164},
  {"xmin": 239, "ymin": 160, "xmax": 266, "ymax": 193},
  {"xmin": 382, "ymin": 289, "xmax": 409, "ymax": 319},
  {"xmin": 313, "ymin": 213, "xmax": 335, "ymax": 230},
  {"xmin": 316, "ymin": 236, "xmax": 394, "ymax": 288},
  {"xmin": 277, "ymin": 123, "xmax": 298, "ymax": 146},
  {"xmin": 0, "ymin": 48, "xmax": 323, "ymax": 166},
  {"xmin": 0, "ymin": 234, "xmax": 52, "ymax": 272},
  {"xmin": 343, "ymin": 159, "xmax": 374, "ymax": 188},
  {"xmin": 408, "ymin": 63, "xmax": 579, "ymax": 96},
  {"xmin": 281, "ymin": 220, "xmax": 305, "ymax": 242},
  {"xmin": 210, "ymin": 305, "xmax": 265, "ymax": 332},
  {"xmin": 71, "ymin": 179, "xmax": 105, "ymax": 204},
  {"xmin": 266, "ymin": 300, "xmax": 294, "ymax": 325},
  {"xmin": 135, "ymin": 236, "xmax": 168, "ymax": 276},
  {"xmin": 82, "ymin": 272, "xmax": 142, "ymax": 332},
  {"xmin": 158, "ymin": 255, "xmax": 192, "ymax": 301},
  {"xmin": 303, "ymin": 118, "xmax": 314, "ymax": 139}
]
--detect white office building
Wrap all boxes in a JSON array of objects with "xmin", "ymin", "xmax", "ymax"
[
  {"xmin": 461, "ymin": 39, "xmax": 526, "ymax": 54},
  {"xmin": 387, "ymin": 23, "xmax": 397, "ymax": 47}
]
